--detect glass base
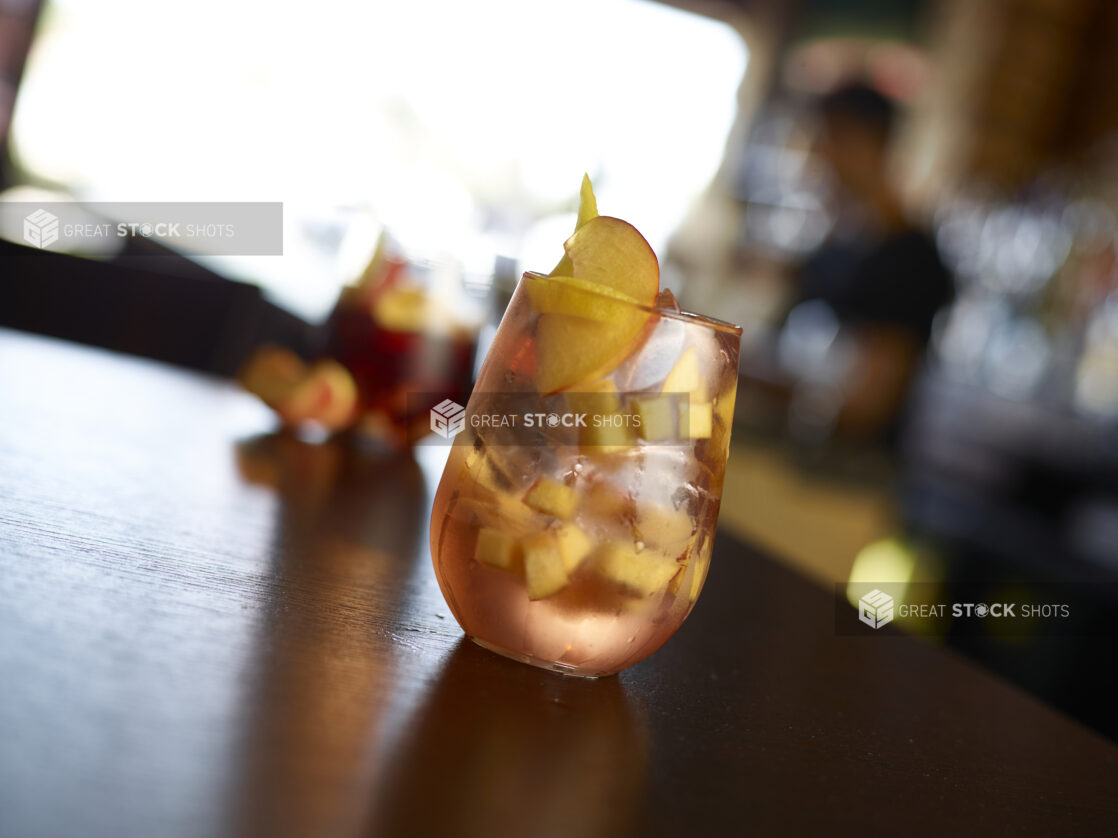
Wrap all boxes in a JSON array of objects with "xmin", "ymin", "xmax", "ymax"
[{"xmin": 469, "ymin": 636, "xmax": 612, "ymax": 679}]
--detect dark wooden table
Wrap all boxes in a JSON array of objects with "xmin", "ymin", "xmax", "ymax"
[{"xmin": 1, "ymin": 327, "xmax": 1115, "ymax": 838}]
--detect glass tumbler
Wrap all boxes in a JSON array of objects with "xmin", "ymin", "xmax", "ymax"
[{"xmin": 430, "ymin": 272, "xmax": 741, "ymax": 676}]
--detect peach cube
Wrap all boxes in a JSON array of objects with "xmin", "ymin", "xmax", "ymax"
[
  {"xmin": 475, "ymin": 527, "xmax": 517, "ymax": 570},
  {"xmin": 633, "ymin": 396, "xmax": 676, "ymax": 441},
  {"xmin": 679, "ymin": 401, "xmax": 713, "ymax": 439},
  {"xmin": 522, "ymin": 532, "xmax": 569, "ymax": 600},
  {"xmin": 595, "ymin": 541, "xmax": 682, "ymax": 597},
  {"xmin": 556, "ymin": 524, "xmax": 594, "ymax": 573},
  {"xmin": 524, "ymin": 478, "xmax": 577, "ymax": 520}
]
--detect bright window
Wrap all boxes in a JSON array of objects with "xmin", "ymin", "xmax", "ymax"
[{"xmin": 12, "ymin": 0, "xmax": 748, "ymax": 317}]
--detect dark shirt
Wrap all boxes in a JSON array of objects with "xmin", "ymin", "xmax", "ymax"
[{"xmin": 798, "ymin": 229, "xmax": 953, "ymax": 344}]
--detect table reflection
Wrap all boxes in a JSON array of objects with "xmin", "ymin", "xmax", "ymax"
[
  {"xmin": 230, "ymin": 434, "xmax": 427, "ymax": 838},
  {"xmin": 367, "ymin": 639, "xmax": 650, "ymax": 838}
]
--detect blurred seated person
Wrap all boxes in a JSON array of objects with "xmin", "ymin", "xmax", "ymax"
[{"xmin": 779, "ymin": 83, "xmax": 952, "ymax": 442}]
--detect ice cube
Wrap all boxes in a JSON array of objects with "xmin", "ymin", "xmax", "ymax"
[
  {"xmin": 472, "ymin": 432, "xmax": 547, "ymax": 493},
  {"xmin": 576, "ymin": 472, "xmax": 637, "ymax": 531},
  {"xmin": 628, "ymin": 445, "xmax": 701, "ymax": 509},
  {"xmin": 618, "ymin": 315, "xmax": 686, "ymax": 392},
  {"xmin": 633, "ymin": 502, "xmax": 696, "ymax": 555}
]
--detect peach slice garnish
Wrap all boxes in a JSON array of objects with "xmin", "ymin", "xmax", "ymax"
[
  {"xmin": 564, "ymin": 216, "xmax": 660, "ymax": 306},
  {"xmin": 550, "ymin": 173, "xmax": 599, "ymax": 277},
  {"xmin": 533, "ymin": 214, "xmax": 660, "ymax": 393},
  {"xmin": 524, "ymin": 275, "xmax": 638, "ymax": 321},
  {"xmin": 535, "ymin": 313, "xmax": 646, "ymax": 394}
]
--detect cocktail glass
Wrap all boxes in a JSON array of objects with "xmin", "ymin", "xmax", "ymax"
[
  {"xmin": 324, "ymin": 233, "xmax": 481, "ymax": 446},
  {"xmin": 430, "ymin": 271, "xmax": 741, "ymax": 676}
]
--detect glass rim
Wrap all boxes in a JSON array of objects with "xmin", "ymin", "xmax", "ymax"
[{"xmin": 522, "ymin": 272, "xmax": 743, "ymax": 336}]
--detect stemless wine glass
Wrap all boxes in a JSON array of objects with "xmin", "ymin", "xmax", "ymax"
[{"xmin": 430, "ymin": 272, "xmax": 742, "ymax": 676}]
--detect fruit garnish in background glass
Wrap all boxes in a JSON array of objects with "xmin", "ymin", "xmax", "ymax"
[
  {"xmin": 430, "ymin": 175, "xmax": 742, "ymax": 677},
  {"xmin": 238, "ymin": 346, "xmax": 359, "ymax": 432}
]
